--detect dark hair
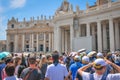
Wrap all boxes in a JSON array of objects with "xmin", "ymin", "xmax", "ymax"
[
  {"xmin": 52, "ymin": 51, "xmax": 59, "ymax": 66},
  {"xmin": 28, "ymin": 57, "xmax": 36, "ymax": 64},
  {"xmin": 5, "ymin": 64, "xmax": 15, "ymax": 76},
  {"xmin": 5, "ymin": 57, "xmax": 13, "ymax": 64},
  {"xmin": 52, "ymin": 53, "xmax": 59, "ymax": 61},
  {"xmin": 46, "ymin": 55, "xmax": 52, "ymax": 60}
]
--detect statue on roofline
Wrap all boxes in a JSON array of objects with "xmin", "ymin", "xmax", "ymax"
[{"xmin": 55, "ymin": 0, "xmax": 70, "ymax": 14}]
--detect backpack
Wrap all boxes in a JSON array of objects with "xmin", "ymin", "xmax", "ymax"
[{"xmin": 18, "ymin": 65, "xmax": 26, "ymax": 78}]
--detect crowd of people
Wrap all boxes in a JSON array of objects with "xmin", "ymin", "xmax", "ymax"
[{"xmin": 0, "ymin": 49, "xmax": 120, "ymax": 80}]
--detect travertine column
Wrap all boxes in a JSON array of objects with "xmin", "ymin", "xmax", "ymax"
[
  {"xmin": 54, "ymin": 27, "xmax": 57, "ymax": 51},
  {"xmin": 65, "ymin": 31, "xmax": 68, "ymax": 52},
  {"xmin": 36, "ymin": 33, "xmax": 39, "ymax": 52},
  {"xmin": 115, "ymin": 20, "xmax": 120, "ymax": 50},
  {"xmin": 6, "ymin": 34, "xmax": 10, "ymax": 52},
  {"xmin": 103, "ymin": 23, "xmax": 107, "ymax": 50},
  {"xmin": 54, "ymin": 25, "xmax": 62, "ymax": 52},
  {"xmin": 87, "ymin": 22, "xmax": 90, "ymax": 37},
  {"xmin": 14, "ymin": 34, "xmax": 18, "ymax": 52},
  {"xmin": 29, "ymin": 34, "xmax": 31, "ymax": 51},
  {"xmin": 61, "ymin": 29, "xmax": 65, "ymax": 52},
  {"xmin": 92, "ymin": 25, "xmax": 96, "ymax": 50},
  {"xmin": 57, "ymin": 27, "xmax": 62, "ymax": 53},
  {"xmin": 97, "ymin": 21, "xmax": 102, "ymax": 52},
  {"xmin": 31, "ymin": 33, "xmax": 34, "ymax": 52},
  {"xmin": 49, "ymin": 33, "xmax": 51, "ymax": 52},
  {"xmin": 52, "ymin": 32, "xmax": 54, "ymax": 51},
  {"xmin": 44, "ymin": 32, "xmax": 46, "ymax": 52},
  {"xmin": 109, "ymin": 18, "xmax": 115, "ymax": 51},
  {"xmin": 22, "ymin": 34, "xmax": 25, "ymax": 51},
  {"xmin": 79, "ymin": 25, "xmax": 81, "ymax": 37},
  {"xmin": 70, "ymin": 24, "xmax": 74, "ymax": 51}
]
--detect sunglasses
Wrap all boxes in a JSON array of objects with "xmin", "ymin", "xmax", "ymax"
[
  {"xmin": 93, "ymin": 63, "xmax": 104, "ymax": 70},
  {"xmin": 94, "ymin": 66, "xmax": 104, "ymax": 70}
]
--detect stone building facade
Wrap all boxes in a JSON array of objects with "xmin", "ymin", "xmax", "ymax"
[
  {"xmin": 0, "ymin": 40, "xmax": 6, "ymax": 51},
  {"xmin": 6, "ymin": 0, "xmax": 120, "ymax": 53}
]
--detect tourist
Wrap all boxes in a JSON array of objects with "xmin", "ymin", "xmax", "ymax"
[
  {"xmin": 1, "ymin": 57, "xmax": 14, "ymax": 80},
  {"xmin": 39, "ymin": 55, "xmax": 48, "ymax": 80},
  {"xmin": 45, "ymin": 51, "xmax": 68, "ymax": 80},
  {"xmin": 4, "ymin": 64, "xmax": 22, "ymax": 80},
  {"xmin": 0, "ymin": 59, "xmax": 6, "ymax": 80},
  {"xmin": 14, "ymin": 57, "xmax": 22, "ymax": 76},
  {"xmin": 78, "ymin": 58, "xmax": 120, "ymax": 80},
  {"xmin": 20, "ymin": 56, "xmax": 42, "ymax": 80},
  {"xmin": 68, "ymin": 55, "xmax": 82, "ymax": 80}
]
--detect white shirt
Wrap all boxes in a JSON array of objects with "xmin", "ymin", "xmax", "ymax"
[
  {"xmin": 82, "ymin": 72, "xmax": 120, "ymax": 80},
  {"xmin": 45, "ymin": 63, "xmax": 68, "ymax": 80}
]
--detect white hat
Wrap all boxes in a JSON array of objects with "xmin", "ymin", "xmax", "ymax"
[
  {"xmin": 74, "ymin": 55, "xmax": 80, "ymax": 61},
  {"xmin": 82, "ymin": 56, "xmax": 89, "ymax": 62},
  {"xmin": 69, "ymin": 52, "xmax": 77, "ymax": 57},
  {"xmin": 94, "ymin": 59, "xmax": 107, "ymax": 67},
  {"xmin": 97, "ymin": 52, "xmax": 103, "ymax": 57},
  {"xmin": 77, "ymin": 49, "xmax": 86, "ymax": 53},
  {"xmin": 41, "ymin": 55, "xmax": 46, "ymax": 59},
  {"xmin": 87, "ymin": 51, "xmax": 96, "ymax": 57}
]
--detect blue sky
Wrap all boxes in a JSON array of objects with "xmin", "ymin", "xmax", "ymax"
[{"xmin": 0, "ymin": 0, "xmax": 96, "ymax": 40}]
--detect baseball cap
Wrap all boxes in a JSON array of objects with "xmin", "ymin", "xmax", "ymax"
[
  {"xmin": 82, "ymin": 56, "xmax": 89, "ymax": 62},
  {"xmin": 93, "ymin": 59, "xmax": 107, "ymax": 70}
]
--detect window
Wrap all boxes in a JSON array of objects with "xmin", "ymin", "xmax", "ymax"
[
  {"xmin": 46, "ymin": 34, "xmax": 49, "ymax": 40},
  {"xmin": 26, "ymin": 41, "xmax": 29, "ymax": 43},
  {"xmin": 11, "ymin": 24, "xmax": 14, "ymax": 28},
  {"xmin": 10, "ymin": 42, "xmax": 14, "ymax": 52},
  {"xmin": 46, "ymin": 23, "xmax": 49, "ymax": 26},
  {"xmin": 46, "ymin": 47, "xmax": 49, "ymax": 52},
  {"xmin": 40, "ymin": 45, "xmax": 43, "ymax": 51}
]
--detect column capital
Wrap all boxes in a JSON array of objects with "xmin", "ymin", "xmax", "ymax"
[
  {"xmin": 109, "ymin": 17, "xmax": 113, "ymax": 21},
  {"xmin": 97, "ymin": 20, "xmax": 101, "ymax": 23}
]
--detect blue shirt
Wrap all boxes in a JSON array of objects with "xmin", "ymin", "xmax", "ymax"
[
  {"xmin": 0, "ymin": 63, "xmax": 6, "ymax": 80},
  {"xmin": 4, "ymin": 75, "xmax": 22, "ymax": 80},
  {"xmin": 69, "ymin": 62, "xmax": 82, "ymax": 80}
]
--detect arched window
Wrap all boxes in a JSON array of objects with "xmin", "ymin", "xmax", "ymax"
[{"xmin": 11, "ymin": 24, "xmax": 14, "ymax": 28}]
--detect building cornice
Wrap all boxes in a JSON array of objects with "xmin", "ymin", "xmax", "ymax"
[
  {"xmin": 78, "ymin": 2, "xmax": 120, "ymax": 18},
  {"xmin": 6, "ymin": 27, "xmax": 53, "ymax": 34}
]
